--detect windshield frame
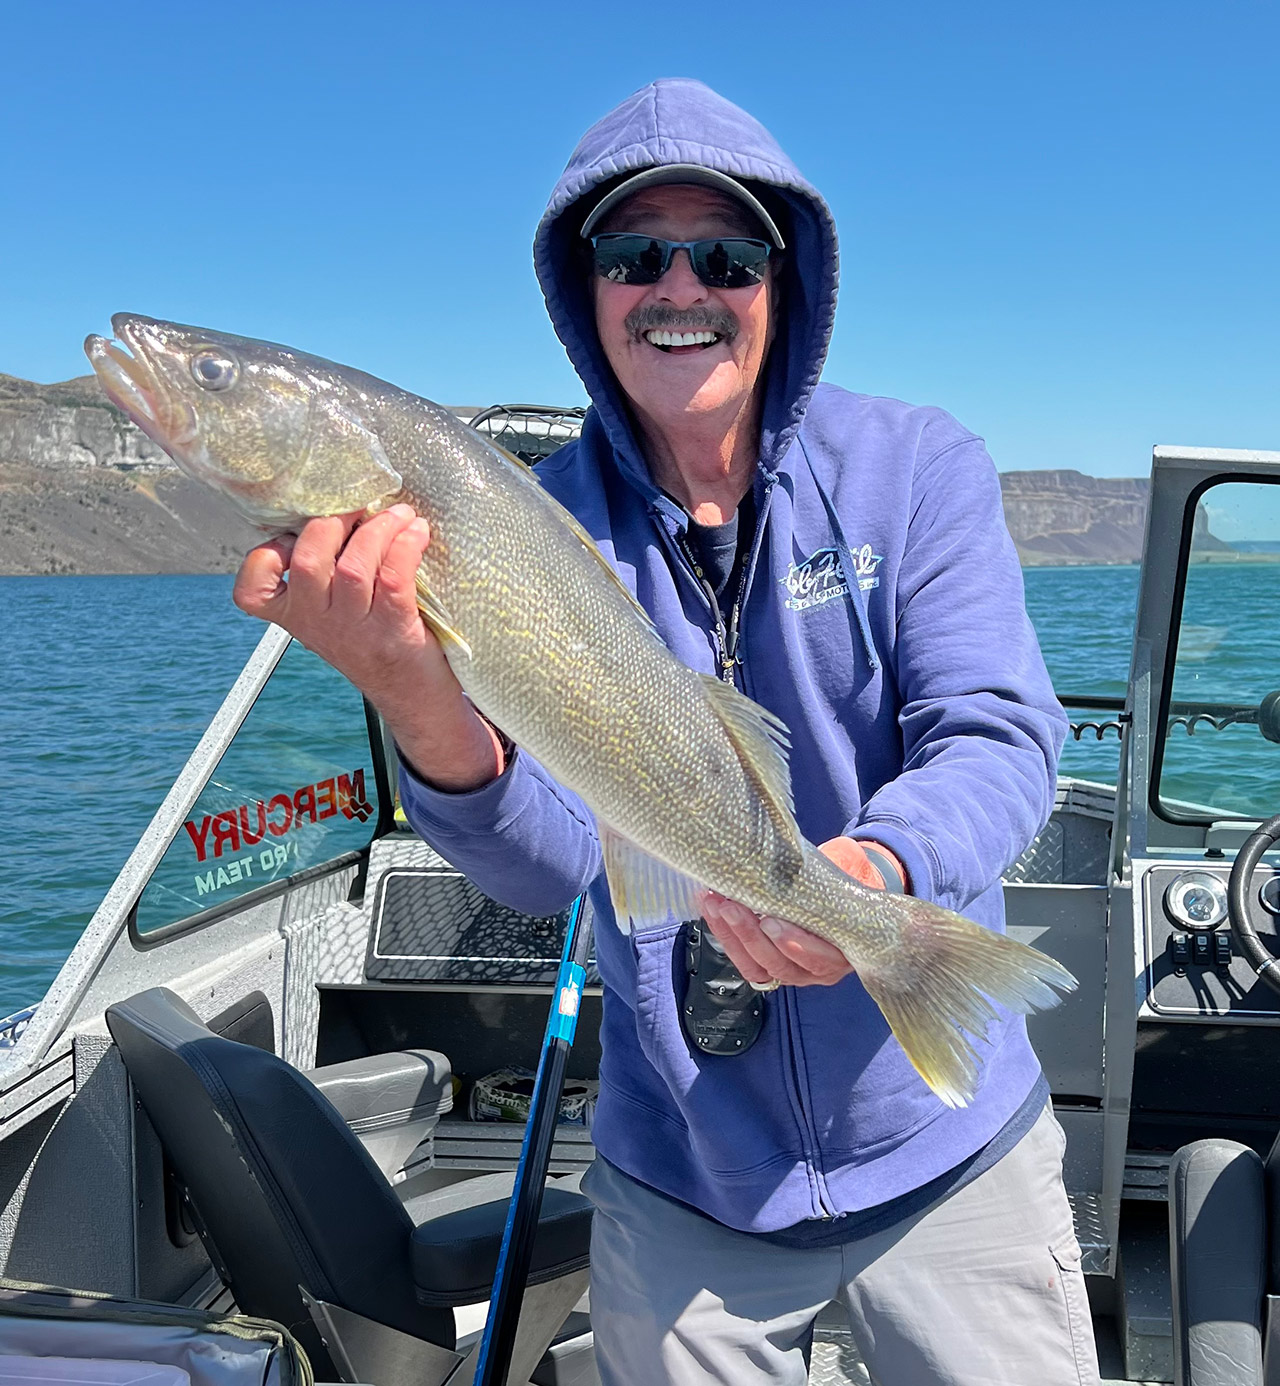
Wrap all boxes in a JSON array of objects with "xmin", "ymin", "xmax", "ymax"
[{"xmin": 1151, "ymin": 471, "xmax": 1280, "ymax": 826}]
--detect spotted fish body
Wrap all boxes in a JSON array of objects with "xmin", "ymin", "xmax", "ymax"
[{"xmin": 86, "ymin": 314, "xmax": 1076, "ymax": 1106}]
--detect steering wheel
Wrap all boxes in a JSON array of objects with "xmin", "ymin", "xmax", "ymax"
[{"xmin": 1227, "ymin": 812, "xmax": 1280, "ymax": 996}]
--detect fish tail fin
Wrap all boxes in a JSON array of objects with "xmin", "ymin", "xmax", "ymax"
[{"xmin": 854, "ymin": 904, "xmax": 1077, "ymax": 1110}]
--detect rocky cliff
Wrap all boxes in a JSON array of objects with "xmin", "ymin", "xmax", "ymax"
[
  {"xmin": 0, "ymin": 371, "xmax": 1223, "ymax": 575},
  {"xmin": 0, "ymin": 372, "xmax": 263, "ymax": 574},
  {"xmin": 0, "ymin": 372, "xmax": 169, "ymax": 471},
  {"xmin": 999, "ymin": 469, "xmax": 1230, "ymax": 565},
  {"xmin": 999, "ymin": 470, "xmax": 1150, "ymax": 564}
]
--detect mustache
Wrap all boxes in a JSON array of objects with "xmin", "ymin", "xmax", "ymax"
[{"xmin": 624, "ymin": 304, "xmax": 739, "ymax": 341}]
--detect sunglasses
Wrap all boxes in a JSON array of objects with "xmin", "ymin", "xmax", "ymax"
[{"xmin": 589, "ymin": 233, "xmax": 773, "ymax": 289}]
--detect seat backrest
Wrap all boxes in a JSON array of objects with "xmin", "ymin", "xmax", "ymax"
[
  {"xmin": 106, "ymin": 987, "xmax": 452, "ymax": 1368},
  {"xmin": 1169, "ymin": 1138, "xmax": 1265, "ymax": 1386}
]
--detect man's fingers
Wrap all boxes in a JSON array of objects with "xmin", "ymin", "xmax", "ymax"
[
  {"xmin": 330, "ymin": 504, "xmax": 418, "ymax": 620},
  {"xmin": 374, "ymin": 516, "xmax": 432, "ymax": 614},
  {"xmin": 702, "ymin": 894, "xmax": 802, "ymax": 983},
  {"xmin": 701, "ymin": 897, "xmax": 775, "ymax": 986},
  {"xmin": 700, "ymin": 893, "xmax": 852, "ymax": 988},
  {"xmin": 759, "ymin": 917, "xmax": 850, "ymax": 977},
  {"xmin": 232, "ymin": 535, "xmax": 297, "ymax": 622},
  {"xmin": 286, "ymin": 513, "xmax": 363, "ymax": 610}
]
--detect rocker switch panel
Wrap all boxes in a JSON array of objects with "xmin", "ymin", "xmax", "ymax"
[{"xmin": 1168, "ymin": 934, "xmax": 1192, "ymax": 973}]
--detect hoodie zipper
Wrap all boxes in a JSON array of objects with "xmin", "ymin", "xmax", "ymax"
[
  {"xmin": 664, "ymin": 478, "xmax": 776, "ymax": 686},
  {"xmin": 660, "ymin": 481, "xmax": 834, "ymax": 1217},
  {"xmin": 779, "ymin": 991, "xmax": 836, "ymax": 1217}
]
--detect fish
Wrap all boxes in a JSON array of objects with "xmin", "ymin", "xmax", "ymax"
[{"xmin": 85, "ymin": 313, "xmax": 1076, "ymax": 1107}]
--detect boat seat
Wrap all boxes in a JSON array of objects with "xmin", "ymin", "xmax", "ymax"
[
  {"xmin": 105, "ymin": 986, "xmax": 595, "ymax": 1386},
  {"xmin": 304, "ymin": 1047, "xmax": 453, "ymax": 1182},
  {"xmin": 1168, "ymin": 1137, "xmax": 1272, "ymax": 1385}
]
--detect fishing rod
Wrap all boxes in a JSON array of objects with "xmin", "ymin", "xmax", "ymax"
[{"xmin": 474, "ymin": 892, "xmax": 593, "ymax": 1386}]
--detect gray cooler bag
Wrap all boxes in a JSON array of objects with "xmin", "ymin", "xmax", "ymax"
[{"xmin": 0, "ymin": 1281, "xmax": 311, "ymax": 1386}]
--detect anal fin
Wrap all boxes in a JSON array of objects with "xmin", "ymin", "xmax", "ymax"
[{"xmin": 600, "ymin": 825, "xmax": 703, "ymax": 934}]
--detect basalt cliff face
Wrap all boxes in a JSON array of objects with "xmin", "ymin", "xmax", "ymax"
[
  {"xmin": 0, "ymin": 372, "xmax": 169, "ymax": 471},
  {"xmin": 999, "ymin": 470, "xmax": 1229, "ymax": 565},
  {"xmin": 1, "ymin": 372, "xmax": 275, "ymax": 575},
  {"xmin": 999, "ymin": 470, "xmax": 1151, "ymax": 565},
  {"xmin": 0, "ymin": 370, "xmax": 1193, "ymax": 575}
]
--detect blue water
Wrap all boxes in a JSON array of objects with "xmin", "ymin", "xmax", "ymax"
[
  {"xmin": 0, "ymin": 577, "xmax": 264, "ymax": 1015},
  {"xmin": 0, "ymin": 562, "xmax": 1239, "ymax": 1018}
]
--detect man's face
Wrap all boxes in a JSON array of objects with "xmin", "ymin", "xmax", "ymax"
[{"xmin": 590, "ymin": 184, "xmax": 776, "ymax": 436}]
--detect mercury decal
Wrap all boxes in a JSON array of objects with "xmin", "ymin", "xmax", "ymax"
[{"xmin": 182, "ymin": 768, "xmax": 374, "ymax": 864}]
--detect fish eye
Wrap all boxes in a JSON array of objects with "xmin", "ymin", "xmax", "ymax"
[{"xmin": 190, "ymin": 349, "xmax": 239, "ymax": 392}]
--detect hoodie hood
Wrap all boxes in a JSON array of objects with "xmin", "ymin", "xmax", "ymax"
[{"xmin": 534, "ymin": 79, "xmax": 838, "ymax": 497}]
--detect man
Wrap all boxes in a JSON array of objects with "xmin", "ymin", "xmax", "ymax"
[{"xmin": 235, "ymin": 80, "xmax": 1099, "ymax": 1385}]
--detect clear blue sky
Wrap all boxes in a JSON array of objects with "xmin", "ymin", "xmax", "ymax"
[{"xmin": 2, "ymin": 1, "xmax": 1275, "ymax": 477}]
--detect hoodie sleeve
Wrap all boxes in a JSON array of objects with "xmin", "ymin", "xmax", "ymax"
[
  {"xmin": 848, "ymin": 434, "xmax": 1068, "ymax": 914},
  {"xmin": 397, "ymin": 749, "xmax": 602, "ymax": 917}
]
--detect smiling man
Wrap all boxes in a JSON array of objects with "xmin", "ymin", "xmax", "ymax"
[
  {"xmin": 234, "ymin": 79, "xmax": 1098, "ymax": 1385},
  {"xmin": 586, "ymin": 179, "xmax": 777, "ymax": 523}
]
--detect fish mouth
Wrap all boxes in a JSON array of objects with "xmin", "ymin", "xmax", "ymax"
[{"xmin": 83, "ymin": 317, "xmax": 195, "ymax": 451}]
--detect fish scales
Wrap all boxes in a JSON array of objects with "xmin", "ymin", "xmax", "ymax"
[
  {"xmin": 85, "ymin": 314, "xmax": 1077, "ymax": 1107},
  {"xmin": 378, "ymin": 394, "xmax": 805, "ymax": 908}
]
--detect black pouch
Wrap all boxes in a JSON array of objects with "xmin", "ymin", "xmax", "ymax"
[
  {"xmin": 0, "ymin": 1279, "xmax": 311, "ymax": 1386},
  {"xmin": 680, "ymin": 919, "xmax": 766, "ymax": 1055}
]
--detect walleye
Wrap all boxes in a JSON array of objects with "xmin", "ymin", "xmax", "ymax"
[{"xmin": 85, "ymin": 314, "xmax": 1075, "ymax": 1107}]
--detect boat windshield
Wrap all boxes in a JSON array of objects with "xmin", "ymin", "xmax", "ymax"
[
  {"xmin": 132, "ymin": 639, "xmax": 384, "ymax": 937},
  {"xmin": 1156, "ymin": 478, "xmax": 1280, "ymax": 822}
]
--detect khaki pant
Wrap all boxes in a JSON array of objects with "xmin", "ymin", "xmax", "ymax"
[{"xmin": 581, "ymin": 1104, "xmax": 1101, "ymax": 1386}]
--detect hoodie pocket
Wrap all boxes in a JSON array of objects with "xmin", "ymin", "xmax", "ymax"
[
  {"xmin": 628, "ymin": 922, "xmax": 804, "ymax": 1179},
  {"xmin": 630, "ymin": 923, "xmax": 699, "ymax": 1092}
]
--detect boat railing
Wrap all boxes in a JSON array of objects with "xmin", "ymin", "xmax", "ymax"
[
  {"xmin": 1060, "ymin": 692, "xmax": 1280, "ymax": 743},
  {"xmin": 468, "ymin": 404, "xmax": 587, "ymax": 465},
  {"xmin": 1061, "ymin": 695, "xmax": 1128, "ymax": 743},
  {"xmin": 0, "ymin": 1006, "xmax": 37, "ymax": 1051}
]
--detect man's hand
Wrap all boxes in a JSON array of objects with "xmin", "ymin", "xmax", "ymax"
[
  {"xmin": 699, "ymin": 837, "xmax": 907, "ymax": 989},
  {"xmin": 232, "ymin": 504, "xmax": 504, "ymax": 791}
]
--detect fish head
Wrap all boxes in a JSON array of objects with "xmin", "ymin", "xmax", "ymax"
[{"xmin": 84, "ymin": 314, "xmax": 402, "ymax": 530}]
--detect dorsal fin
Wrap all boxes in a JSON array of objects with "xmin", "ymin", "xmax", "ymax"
[{"xmin": 698, "ymin": 674, "xmax": 805, "ymax": 866}]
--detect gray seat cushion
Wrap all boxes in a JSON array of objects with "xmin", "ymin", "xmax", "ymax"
[
  {"xmin": 306, "ymin": 1049, "xmax": 452, "ymax": 1133},
  {"xmin": 412, "ymin": 1185, "xmax": 592, "ymax": 1306}
]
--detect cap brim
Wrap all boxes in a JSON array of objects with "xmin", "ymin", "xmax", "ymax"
[{"xmin": 579, "ymin": 164, "xmax": 785, "ymax": 250}]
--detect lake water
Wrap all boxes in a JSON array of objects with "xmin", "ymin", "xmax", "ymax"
[{"xmin": 0, "ymin": 564, "xmax": 1159, "ymax": 1017}]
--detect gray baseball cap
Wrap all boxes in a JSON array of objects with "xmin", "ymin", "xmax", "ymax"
[{"xmin": 579, "ymin": 164, "xmax": 786, "ymax": 249}]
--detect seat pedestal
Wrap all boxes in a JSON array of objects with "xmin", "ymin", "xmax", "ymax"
[{"xmin": 305, "ymin": 1270, "xmax": 591, "ymax": 1386}]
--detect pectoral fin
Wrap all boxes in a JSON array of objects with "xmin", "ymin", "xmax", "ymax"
[
  {"xmin": 414, "ymin": 569, "xmax": 473, "ymax": 660},
  {"xmin": 600, "ymin": 825, "xmax": 703, "ymax": 934}
]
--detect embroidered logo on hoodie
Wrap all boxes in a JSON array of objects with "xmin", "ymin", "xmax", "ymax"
[{"xmin": 782, "ymin": 544, "xmax": 882, "ymax": 611}]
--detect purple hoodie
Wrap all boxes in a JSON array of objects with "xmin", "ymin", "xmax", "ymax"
[{"xmin": 400, "ymin": 78, "xmax": 1068, "ymax": 1233}]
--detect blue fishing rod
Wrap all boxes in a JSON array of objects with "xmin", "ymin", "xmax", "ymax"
[{"xmin": 474, "ymin": 892, "xmax": 593, "ymax": 1386}]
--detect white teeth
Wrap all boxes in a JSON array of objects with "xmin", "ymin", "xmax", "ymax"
[{"xmin": 644, "ymin": 329, "xmax": 718, "ymax": 348}]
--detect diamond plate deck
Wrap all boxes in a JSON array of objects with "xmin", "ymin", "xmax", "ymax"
[
  {"xmin": 809, "ymin": 1336, "xmax": 870, "ymax": 1386},
  {"xmin": 1069, "ymin": 1190, "xmax": 1111, "ymax": 1272}
]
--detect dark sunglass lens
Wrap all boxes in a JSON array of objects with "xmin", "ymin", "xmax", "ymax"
[
  {"xmin": 636, "ymin": 238, "xmax": 667, "ymax": 282},
  {"xmin": 592, "ymin": 235, "xmax": 667, "ymax": 285},
  {"xmin": 693, "ymin": 238, "xmax": 770, "ymax": 288}
]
